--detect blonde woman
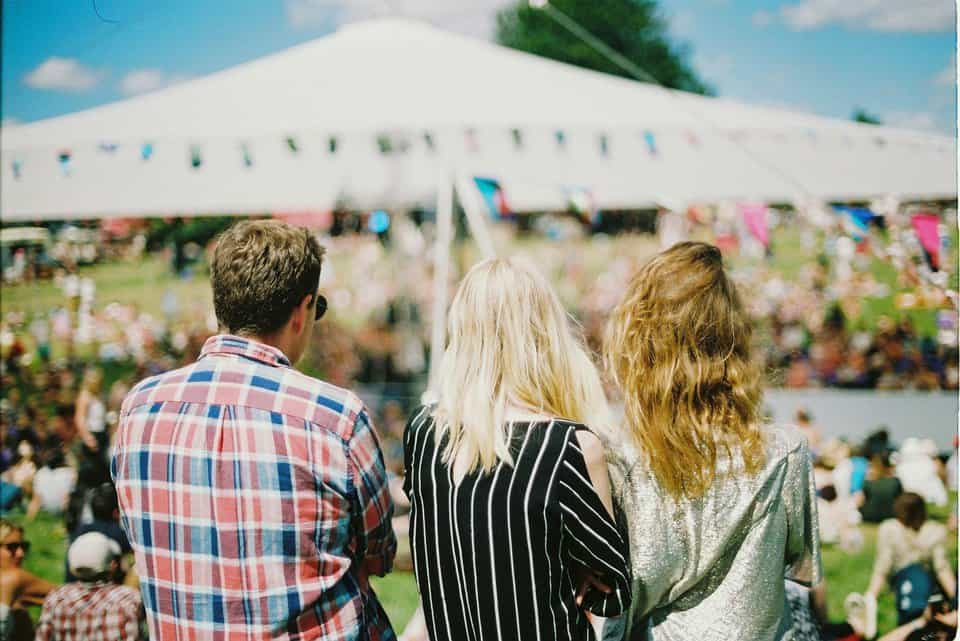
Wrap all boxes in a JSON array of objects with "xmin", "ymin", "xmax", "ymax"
[
  {"xmin": 404, "ymin": 257, "xmax": 630, "ymax": 641},
  {"xmin": 0, "ymin": 519, "xmax": 54, "ymax": 640},
  {"xmin": 603, "ymin": 242, "xmax": 820, "ymax": 641}
]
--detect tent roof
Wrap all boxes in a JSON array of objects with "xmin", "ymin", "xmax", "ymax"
[{"xmin": 2, "ymin": 18, "xmax": 955, "ymax": 219}]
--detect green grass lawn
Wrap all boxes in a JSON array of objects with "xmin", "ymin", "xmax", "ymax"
[{"xmin": 6, "ymin": 500, "xmax": 956, "ymax": 635}]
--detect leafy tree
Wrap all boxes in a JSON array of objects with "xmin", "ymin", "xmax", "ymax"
[
  {"xmin": 495, "ymin": 0, "xmax": 713, "ymax": 95},
  {"xmin": 852, "ymin": 108, "xmax": 882, "ymax": 125}
]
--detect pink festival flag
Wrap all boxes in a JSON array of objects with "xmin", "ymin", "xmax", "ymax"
[
  {"xmin": 911, "ymin": 213, "xmax": 941, "ymax": 270},
  {"xmin": 740, "ymin": 202, "xmax": 769, "ymax": 247}
]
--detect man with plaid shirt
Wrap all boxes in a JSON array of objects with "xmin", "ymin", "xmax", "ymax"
[{"xmin": 113, "ymin": 220, "xmax": 397, "ymax": 641}]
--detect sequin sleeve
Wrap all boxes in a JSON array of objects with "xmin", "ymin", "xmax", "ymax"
[{"xmin": 784, "ymin": 439, "xmax": 822, "ymax": 586}]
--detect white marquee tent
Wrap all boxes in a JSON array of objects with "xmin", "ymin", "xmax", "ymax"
[{"xmin": 1, "ymin": 18, "xmax": 956, "ymax": 221}]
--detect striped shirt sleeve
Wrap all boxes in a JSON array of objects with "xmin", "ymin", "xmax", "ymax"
[
  {"xmin": 558, "ymin": 428, "xmax": 631, "ymax": 617},
  {"xmin": 348, "ymin": 407, "xmax": 397, "ymax": 577}
]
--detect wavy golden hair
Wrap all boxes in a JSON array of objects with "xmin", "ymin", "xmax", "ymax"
[
  {"xmin": 604, "ymin": 241, "xmax": 765, "ymax": 499},
  {"xmin": 433, "ymin": 257, "xmax": 610, "ymax": 473}
]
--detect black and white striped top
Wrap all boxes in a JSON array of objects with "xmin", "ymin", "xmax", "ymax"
[{"xmin": 403, "ymin": 407, "xmax": 631, "ymax": 641}]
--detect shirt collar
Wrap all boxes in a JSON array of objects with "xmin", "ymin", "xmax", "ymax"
[{"xmin": 199, "ymin": 334, "xmax": 292, "ymax": 368}]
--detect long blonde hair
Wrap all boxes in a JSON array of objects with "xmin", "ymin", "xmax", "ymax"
[
  {"xmin": 604, "ymin": 241, "xmax": 765, "ymax": 500},
  {"xmin": 433, "ymin": 257, "xmax": 610, "ymax": 473}
]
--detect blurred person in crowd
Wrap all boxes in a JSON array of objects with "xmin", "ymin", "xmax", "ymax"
[
  {"xmin": 796, "ymin": 408, "xmax": 824, "ymax": 454},
  {"xmin": 604, "ymin": 242, "xmax": 820, "ymax": 641},
  {"xmin": 862, "ymin": 493, "xmax": 956, "ymax": 627},
  {"xmin": 817, "ymin": 485, "xmax": 863, "ymax": 551},
  {"xmin": 875, "ymin": 594, "xmax": 957, "ymax": 641},
  {"xmin": 66, "ymin": 482, "xmax": 131, "ymax": 582},
  {"xmin": 856, "ymin": 452, "xmax": 902, "ymax": 524},
  {"xmin": 26, "ymin": 447, "xmax": 76, "ymax": 520},
  {"xmin": 405, "ymin": 257, "xmax": 629, "ymax": 641},
  {"xmin": 74, "ymin": 368, "xmax": 109, "ymax": 484},
  {"xmin": 896, "ymin": 439, "xmax": 948, "ymax": 507},
  {"xmin": 35, "ymin": 532, "xmax": 145, "ymax": 641},
  {"xmin": 0, "ymin": 519, "xmax": 55, "ymax": 641},
  {"xmin": 0, "ymin": 441, "xmax": 36, "ymax": 510},
  {"xmin": 113, "ymin": 220, "xmax": 396, "ymax": 641}
]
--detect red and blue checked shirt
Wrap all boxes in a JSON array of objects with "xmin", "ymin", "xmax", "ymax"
[
  {"xmin": 35, "ymin": 581, "xmax": 145, "ymax": 641},
  {"xmin": 113, "ymin": 335, "xmax": 397, "ymax": 641}
]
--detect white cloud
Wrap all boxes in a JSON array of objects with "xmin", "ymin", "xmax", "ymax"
[
  {"xmin": 24, "ymin": 57, "xmax": 103, "ymax": 92},
  {"xmin": 935, "ymin": 55, "xmax": 956, "ymax": 87},
  {"xmin": 752, "ymin": 10, "xmax": 774, "ymax": 27},
  {"xmin": 285, "ymin": 0, "xmax": 513, "ymax": 39},
  {"xmin": 777, "ymin": 0, "xmax": 954, "ymax": 33},
  {"xmin": 119, "ymin": 69, "xmax": 194, "ymax": 96}
]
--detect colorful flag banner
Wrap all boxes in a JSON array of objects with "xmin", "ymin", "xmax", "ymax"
[
  {"xmin": 286, "ymin": 137, "xmax": 300, "ymax": 153},
  {"xmin": 510, "ymin": 128, "xmax": 523, "ymax": 150},
  {"xmin": 241, "ymin": 143, "xmax": 253, "ymax": 168},
  {"xmin": 57, "ymin": 150, "xmax": 72, "ymax": 176},
  {"xmin": 911, "ymin": 213, "xmax": 941, "ymax": 271},
  {"xmin": 190, "ymin": 145, "xmax": 203, "ymax": 169},
  {"xmin": 423, "ymin": 131, "xmax": 436, "ymax": 152},
  {"xmin": 141, "ymin": 143, "xmax": 154, "ymax": 161},
  {"xmin": 644, "ymin": 130, "xmax": 657, "ymax": 155},
  {"xmin": 564, "ymin": 186, "xmax": 598, "ymax": 224},
  {"xmin": 740, "ymin": 202, "xmax": 769, "ymax": 247},
  {"xmin": 555, "ymin": 130, "xmax": 566, "ymax": 149},
  {"xmin": 11, "ymin": 159, "xmax": 22, "ymax": 180},
  {"xmin": 833, "ymin": 205, "xmax": 874, "ymax": 241},
  {"xmin": 598, "ymin": 133, "xmax": 609, "ymax": 157},
  {"xmin": 98, "ymin": 142, "xmax": 118, "ymax": 154},
  {"xmin": 473, "ymin": 177, "xmax": 511, "ymax": 219}
]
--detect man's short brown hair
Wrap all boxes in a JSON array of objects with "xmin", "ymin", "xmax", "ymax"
[
  {"xmin": 893, "ymin": 492, "xmax": 927, "ymax": 530},
  {"xmin": 211, "ymin": 220, "xmax": 325, "ymax": 336}
]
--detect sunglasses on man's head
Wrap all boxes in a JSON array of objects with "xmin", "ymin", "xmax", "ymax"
[
  {"xmin": 2, "ymin": 541, "xmax": 30, "ymax": 554},
  {"xmin": 312, "ymin": 294, "xmax": 328, "ymax": 321}
]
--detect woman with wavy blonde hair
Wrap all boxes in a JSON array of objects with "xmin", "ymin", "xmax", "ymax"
[
  {"xmin": 603, "ymin": 241, "xmax": 821, "ymax": 641},
  {"xmin": 404, "ymin": 256, "xmax": 630, "ymax": 641}
]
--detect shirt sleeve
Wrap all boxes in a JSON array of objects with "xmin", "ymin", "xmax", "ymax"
[
  {"xmin": 34, "ymin": 594, "xmax": 54, "ymax": 641},
  {"xmin": 784, "ymin": 440, "xmax": 822, "ymax": 586},
  {"xmin": 348, "ymin": 407, "xmax": 397, "ymax": 577},
  {"xmin": 558, "ymin": 427, "xmax": 631, "ymax": 617}
]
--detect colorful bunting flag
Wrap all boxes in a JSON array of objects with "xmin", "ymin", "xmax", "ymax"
[
  {"xmin": 328, "ymin": 136, "xmax": 339, "ymax": 154},
  {"xmin": 473, "ymin": 177, "xmax": 511, "ymax": 219},
  {"xmin": 98, "ymin": 142, "xmax": 118, "ymax": 153},
  {"xmin": 598, "ymin": 133, "xmax": 609, "ymax": 157},
  {"xmin": 564, "ymin": 186, "xmax": 598, "ymax": 224},
  {"xmin": 57, "ymin": 150, "xmax": 72, "ymax": 176},
  {"xmin": 190, "ymin": 145, "xmax": 203, "ymax": 169},
  {"xmin": 423, "ymin": 131, "xmax": 436, "ymax": 152},
  {"xmin": 644, "ymin": 131, "xmax": 657, "ymax": 155},
  {"xmin": 286, "ymin": 137, "xmax": 300, "ymax": 153},
  {"xmin": 141, "ymin": 143, "xmax": 154, "ymax": 161},
  {"xmin": 555, "ymin": 130, "xmax": 566, "ymax": 149},
  {"xmin": 11, "ymin": 159, "xmax": 22, "ymax": 180},
  {"xmin": 911, "ymin": 213, "xmax": 941, "ymax": 271},
  {"xmin": 833, "ymin": 205, "xmax": 874, "ymax": 241},
  {"xmin": 740, "ymin": 202, "xmax": 769, "ymax": 247},
  {"xmin": 241, "ymin": 143, "xmax": 253, "ymax": 168}
]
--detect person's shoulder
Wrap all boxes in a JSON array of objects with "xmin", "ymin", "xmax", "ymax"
[
  {"xmin": 120, "ymin": 364, "xmax": 194, "ymax": 414},
  {"xmin": 762, "ymin": 423, "xmax": 810, "ymax": 462},
  {"xmin": 103, "ymin": 583, "xmax": 141, "ymax": 606},
  {"xmin": 405, "ymin": 404, "xmax": 435, "ymax": 434}
]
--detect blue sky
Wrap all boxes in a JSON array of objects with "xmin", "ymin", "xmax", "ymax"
[{"xmin": 2, "ymin": 0, "xmax": 956, "ymax": 134}]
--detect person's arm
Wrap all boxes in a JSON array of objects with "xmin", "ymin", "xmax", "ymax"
[
  {"xmin": 26, "ymin": 489, "xmax": 41, "ymax": 521},
  {"xmin": 932, "ymin": 536, "xmax": 957, "ymax": 599},
  {"xmin": 348, "ymin": 407, "xmax": 397, "ymax": 581},
  {"xmin": 867, "ymin": 522, "xmax": 894, "ymax": 597},
  {"xmin": 559, "ymin": 427, "xmax": 630, "ymax": 617},
  {"xmin": 75, "ymin": 390, "xmax": 97, "ymax": 451},
  {"xmin": 13, "ymin": 568, "xmax": 55, "ymax": 605}
]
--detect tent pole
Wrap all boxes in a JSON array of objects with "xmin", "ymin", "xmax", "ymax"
[{"xmin": 424, "ymin": 176, "xmax": 455, "ymax": 402}]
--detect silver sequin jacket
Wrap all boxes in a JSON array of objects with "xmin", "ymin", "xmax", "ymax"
[{"xmin": 605, "ymin": 424, "xmax": 822, "ymax": 641}]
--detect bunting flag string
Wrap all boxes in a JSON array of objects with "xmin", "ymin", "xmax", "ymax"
[
  {"xmin": 141, "ymin": 143, "xmax": 154, "ymax": 161},
  {"xmin": 563, "ymin": 185, "xmax": 598, "ymax": 224},
  {"xmin": 740, "ymin": 202, "xmax": 769, "ymax": 247},
  {"xmin": 643, "ymin": 130, "xmax": 657, "ymax": 155},
  {"xmin": 57, "ymin": 150, "xmax": 72, "ymax": 177},
  {"xmin": 911, "ymin": 212, "xmax": 942, "ymax": 271}
]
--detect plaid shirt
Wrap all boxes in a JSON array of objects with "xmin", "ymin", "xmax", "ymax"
[
  {"xmin": 113, "ymin": 335, "xmax": 397, "ymax": 641},
  {"xmin": 35, "ymin": 582, "xmax": 145, "ymax": 641}
]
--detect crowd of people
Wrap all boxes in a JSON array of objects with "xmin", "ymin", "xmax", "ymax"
[{"xmin": 0, "ymin": 216, "xmax": 956, "ymax": 641}]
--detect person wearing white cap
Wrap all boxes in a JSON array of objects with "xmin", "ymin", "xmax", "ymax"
[{"xmin": 35, "ymin": 532, "xmax": 144, "ymax": 641}]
